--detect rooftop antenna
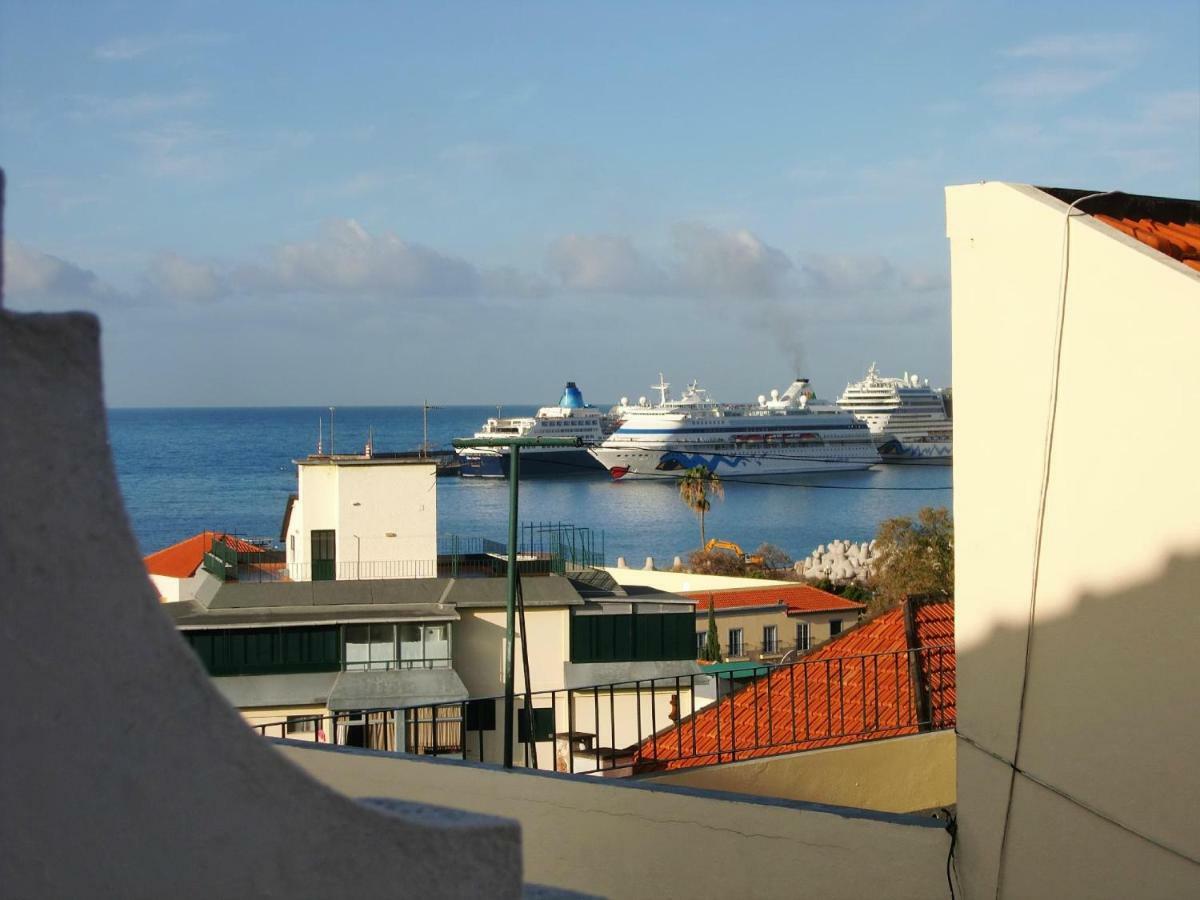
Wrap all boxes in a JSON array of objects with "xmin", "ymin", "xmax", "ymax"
[
  {"xmin": 421, "ymin": 400, "xmax": 441, "ymax": 458},
  {"xmin": 317, "ymin": 416, "xmax": 323, "ymax": 455},
  {"xmin": 329, "ymin": 406, "xmax": 336, "ymax": 456}
]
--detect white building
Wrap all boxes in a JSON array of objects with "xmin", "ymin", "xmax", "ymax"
[{"xmin": 281, "ymin": 454, "xmax": 438, "ymax": 581}]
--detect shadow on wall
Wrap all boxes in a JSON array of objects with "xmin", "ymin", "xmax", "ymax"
[{"xmin": 954, "ymin": 548, "xmax": 1200, "ymax": 897}]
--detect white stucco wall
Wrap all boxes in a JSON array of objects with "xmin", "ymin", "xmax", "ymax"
[
  {"xmin": 287, "ymin": 459, "xmax": 437, "ymax": 578},
  {"xmin": 283, "ymin": 742, "xmax": 951, "ymax": 899},
  {"xmin": 947, "ymin": 182, "xmax": 1200, "ymax": 898},
  {"xmin": 604, "ymin": 567, "xmax": 793, "ymax": 592}
]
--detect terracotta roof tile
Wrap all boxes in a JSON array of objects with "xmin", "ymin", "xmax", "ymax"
[
  {"xmin": 144, "ymin": 531, "xmax": 265, "ymax": 578},
  {"xmin": 633, "ymin": 600, "xmax": 954, "ymax": 772},
  {"xmin": 1095, "ymin": 213, "xmax": 1200, "ymax": 269},
  {"xmin": 684, "ymin": 584, "xmax": 866, "ymax": 614}
]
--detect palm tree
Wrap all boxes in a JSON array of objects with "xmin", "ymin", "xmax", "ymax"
[{"xmin": 679, "ymin": 465, "xmax": 723, "ymax": 548}]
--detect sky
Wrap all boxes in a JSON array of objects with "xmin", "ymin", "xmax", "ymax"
[{"xmin": 2, "ymin": 1, "xmax": 1198, "ymax": 407}]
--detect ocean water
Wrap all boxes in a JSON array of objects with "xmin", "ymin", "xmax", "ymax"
[{"xmin": 108, "ymin": 405, "xmax": 953, "ymax": 565}]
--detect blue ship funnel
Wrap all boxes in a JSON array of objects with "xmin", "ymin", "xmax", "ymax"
[{"xmin": 559, "ymin": 381, "xmax": 585, "ymax": 409}]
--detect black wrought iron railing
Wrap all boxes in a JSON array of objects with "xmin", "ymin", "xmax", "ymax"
[
  {"xmin": 252, "ymin": 645, "xmax": 955, "ymax": 775},
  {"xmin": 202, "ymin": 525, "xmax": 606, "ymax": 583}
]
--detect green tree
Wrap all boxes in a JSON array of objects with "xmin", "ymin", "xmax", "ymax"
[
  {"xmin": 700, "ymin": 600, "xmax": 722, "ymax": 662},
  {"xmin": 678, "ymin": 465, "xmax": 724, "ymax": 548},
  {"xmin": 869, "ymin": 506, "xmax": 954, "ymax": 612}
]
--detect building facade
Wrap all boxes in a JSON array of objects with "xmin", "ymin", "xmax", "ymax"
[{"xmin": 281, "ymin": 454, "xmax": 438, "ymax": 581}]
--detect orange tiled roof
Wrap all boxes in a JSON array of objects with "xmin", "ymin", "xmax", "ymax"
[
  {"xmin": 634, "ymin": 600, "xmax": 954, "ymax": 772},
  {"xmin": 144, "ymin": 531, "xmax": 264, "ymax": 578},
  {"xmin": 1094, "ymin": 214, "xmax": 1200, "ymax": 273},
  {"xmin": 684, "ymin": 584, "xmax": 865, "ymax": 614}
]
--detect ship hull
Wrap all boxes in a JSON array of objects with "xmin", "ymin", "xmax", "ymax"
[
  {"xmin": 589, "ymin": 446, "xmax": 879, "ymax": 480},
  {"xmin": 875, "ymin": 438, "xmax": 952, "ymax": 465},
  {"xmin": 457, "ymin": 447, "xmax": 604, "ymax": 478}
]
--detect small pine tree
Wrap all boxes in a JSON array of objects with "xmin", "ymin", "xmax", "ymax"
[{"xmin": 701, "ymin": 601, "xmax": 722, "ymax": 662}]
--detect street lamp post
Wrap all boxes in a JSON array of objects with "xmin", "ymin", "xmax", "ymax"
[{"xmin": 452, "ymin": 435, "xmax": 583, "ymax": 769}]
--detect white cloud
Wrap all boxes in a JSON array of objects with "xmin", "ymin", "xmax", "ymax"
[
  {"xmin": 1004, "ymin": 32, "xmax": 1145, "ymax": 64},
  {"xmin": 129, "ymin": 122, "xmax": 229, "ymax": 179},
  {"xmin": 3, "ymin": 241, "xmax": 117, "ymax": 303},
  {"xmin": 241, "ymin": 219, "xmax": 483, "ymax": 298},
  {"xmin": 990, "ymin": 32, "xmax": 1146, "ymax": 103},
  {"xmin": 93, "ymin": 32, "xmax": 231, "ymax": 62},
  {"xmin": 672, "ymin": 223, "xmax": 793, "ymax": 298},
  {"xmin": 143, "ymin": 253, "xmax": 225, "ymax": 302},
  {"xmin": 800, "ymin": 253, "xmax": 945, "ymax": 296},
  {"xmin": 545, "ymin": 234, "xmax": 667, "ymax": 294},
  {"xmin": 545, "ymin": 224, "xmax": 793, "ymax": 300},
  {"xmin": 987, "ymin": 68, "xmax": 1114, "ymax": 102}
]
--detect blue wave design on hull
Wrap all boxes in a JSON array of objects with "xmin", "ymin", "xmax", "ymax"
[{"xmin": 655, "ymin": 451, "xmax": 749, "ymax": 473}]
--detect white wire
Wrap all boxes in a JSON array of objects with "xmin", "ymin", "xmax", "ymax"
[{"xmin": 992, "ymin": 190, "xmax": 1117, "ymax": 898}]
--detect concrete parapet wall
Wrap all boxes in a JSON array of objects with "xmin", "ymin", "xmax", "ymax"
[{"xmin": 280, "ymin": 741, "xmax": 950, "ymax": 899}]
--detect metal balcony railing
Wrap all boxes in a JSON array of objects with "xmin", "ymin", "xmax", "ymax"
[{"xmin": 251, "ymin": 644, "xmax": 955, "ymax": 776}]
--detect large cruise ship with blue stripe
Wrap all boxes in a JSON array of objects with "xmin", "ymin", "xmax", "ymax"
[{"xmin": 589, "ymin": 375, "xmax": 880, "ymax": 480}]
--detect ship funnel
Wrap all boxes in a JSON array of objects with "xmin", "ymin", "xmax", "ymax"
[
  {"xmin": 781, "ymin": 378, "xmax": 809, "ymax": 401},
  {"xmin": 559, "ymin": 381, "xmax": 585, "ymax": 409}
]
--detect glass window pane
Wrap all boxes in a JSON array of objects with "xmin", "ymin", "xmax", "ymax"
[
  {"xmin": 345, "ymin": 625, "xmax": 370, "ymax": 669},
  {"xmin": 399, "ymin": 623, "xmax": 423, "ymax": 661},
  {"xmin": 424, "ymin": 624, "xmax": 449, "ymax": 660},
  {"xmin": 369, "ymin": 624, "xmax": 394, "ymax": 668}
]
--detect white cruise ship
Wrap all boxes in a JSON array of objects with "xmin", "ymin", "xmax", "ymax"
[
  {"xmin": 836, "ymin": 363, "xmax": 952, "ymax": 464},
  {"xmin": 589, "ymin": 375, "xmax": 880, "ymax": 479},
  {"xmin": 456, "ymin": 382, "xmax": 613, "ymax": 478}
]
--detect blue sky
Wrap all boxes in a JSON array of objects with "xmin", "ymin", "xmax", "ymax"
[{"xmin": 3, "ymin": 1, "xmax": 1197, "ymax": 406}]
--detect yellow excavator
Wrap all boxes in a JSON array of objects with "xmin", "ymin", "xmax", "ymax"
[{"xmin": 704, "ymin": 539, "xmax": 764, "ymax": 566}]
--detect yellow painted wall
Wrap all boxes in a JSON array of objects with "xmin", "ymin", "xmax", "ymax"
[
  {"xmin": 645, "ymin": 730, "xmax": 955, "ymax": 814},
  {"xmin": 947, "ymin": 182, "xmax": 1200, "ymax": 898}
]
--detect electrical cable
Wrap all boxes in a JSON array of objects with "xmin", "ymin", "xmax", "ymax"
[
  {"xmin": 943, "ymin": 808, "xmax": 958, "ymax": 900},
  {"xmin": 957, "ymin": 728, "xmax": 1199, "ymax": 869},
  {"xmin": 992, "ymin": 190, "xmax": 1119, "ymax": 898}
]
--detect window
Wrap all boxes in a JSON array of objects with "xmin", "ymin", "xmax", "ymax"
[
  {"xmin": 696, "ymin": 631, "xmax": 707, "ymax": 654},
  {"xmin": 728, "ymin": 628, "xmax": 744, "ymax": 656},
  {"xmin": 517, "ymin": 706, "xmax": 555, "ymax": 743},
  {"xmin": 569, "ymin": 610, "xmax": 695, "ymax": 663},
  {"xmin": 345, "ymin": 622, "xmax": 452, "ymax": 670},
  {"xmin": 184, "ymin": 626, "xmax": 340, "ymax": 676},
  {"xmin": 286, "ymin": 714, "xmax": 318, "ymax": 734},
  {"xmin": 796, "ymin": 621, "xmax": 810, "ymax": 651},
  {"xmin": 762, "ymin": 625, "xmax": 778, "ymax": 653},
  {"xmin": 829, "ymin": 619, "xmax": 843, "ymax": 636}
]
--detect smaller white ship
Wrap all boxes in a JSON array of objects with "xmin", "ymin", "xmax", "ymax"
[
  {"xmin": 836, "ymin": 363, "xmax": 952, "ymax": 464},
  {"xmin": 456, "ymin": 382, "xmax": 613, "ymax": 478}
]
